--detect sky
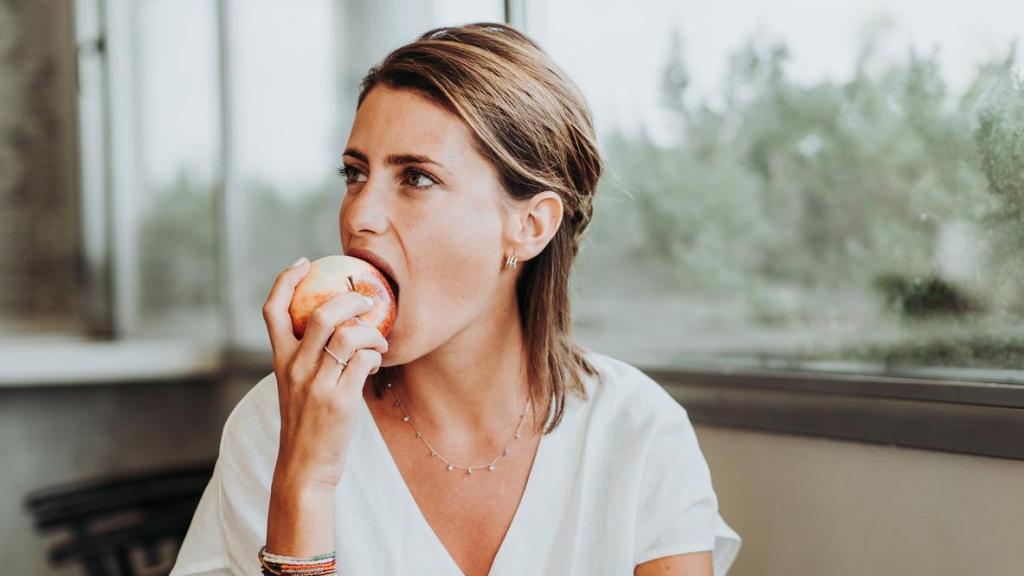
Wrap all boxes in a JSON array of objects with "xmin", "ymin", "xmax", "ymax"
[{"xmin": 133, "ymin": 0, "xmax": 1024, "ymax": 196}]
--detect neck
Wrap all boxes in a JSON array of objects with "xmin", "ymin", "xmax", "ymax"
[{"xmin": 387, "ymin": 301, "xmax": 537, "ymax": 445}]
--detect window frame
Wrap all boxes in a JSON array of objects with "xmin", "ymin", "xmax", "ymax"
[{"xmin": 647, "ymin": 364, "xmax": 1024, "ymax": 461}]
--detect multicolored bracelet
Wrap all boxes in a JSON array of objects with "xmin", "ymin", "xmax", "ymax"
[{"xmin": 258, "ymin": 544, "xmax": 338, "ymax": 576}]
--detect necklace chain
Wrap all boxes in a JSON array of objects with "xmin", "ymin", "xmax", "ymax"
[{"xmin": 385, "ymin": 381, "xmax": 529, "ymax": 475}]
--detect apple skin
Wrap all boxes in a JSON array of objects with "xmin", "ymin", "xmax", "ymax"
[{"xmin": 288, "ymin": 255, "xmax": 397, "ymax": 340}]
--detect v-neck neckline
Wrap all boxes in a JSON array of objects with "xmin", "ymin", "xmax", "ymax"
[{"xmin": 360, "ymin": 392, "xmax": 550, "ymax": 576}]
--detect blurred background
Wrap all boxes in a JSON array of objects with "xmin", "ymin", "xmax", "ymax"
[{"xmin": 2, "ymin": 0, "xmax": 1022, "ymax": 574}]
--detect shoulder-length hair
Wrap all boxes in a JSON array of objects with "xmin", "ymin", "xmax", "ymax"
[{"xmin": 363, "ymin": 22, "xmax": 603, "ymax": 435}]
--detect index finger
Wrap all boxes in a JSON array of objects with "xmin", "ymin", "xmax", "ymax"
[{"xmin": 262, "ymin": 257, "xmax": 310, "ymax": 364}]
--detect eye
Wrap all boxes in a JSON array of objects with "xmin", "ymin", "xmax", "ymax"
[
  {"xmin": 402, "ymin": 168, "xmax": 438, "ymax": 189},
  {"xmin": 337, "ymin": 163, "xmax": 367, "ymax": 185}
]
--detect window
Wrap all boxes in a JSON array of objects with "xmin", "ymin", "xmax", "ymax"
[
  {"xmin": 0, "ymin": 0, "xmax": 500, "ymax": 383},
  {"xmin": 11, "ymin": 0, "xmax": 1018, "ymax": 456},
  {"xmin": 104, "ymin": 0, "xmax": 508, "ymax": 345},
  {"xmin": 134, "ymin": 0, "xmax": 221, "ymax": 340},
  {"xmin": 520, "ymin": 0, "xmax": 1024, "ymax": 386}
]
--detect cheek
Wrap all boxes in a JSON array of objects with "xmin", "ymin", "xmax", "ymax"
[{"xmin": 414, "ymin": 207, "xmax": 503, "ymax": 313}]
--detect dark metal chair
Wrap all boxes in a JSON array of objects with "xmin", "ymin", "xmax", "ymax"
[{"xmin": 24, "ymin": 461, "xmax": 215, "ymax": 576}]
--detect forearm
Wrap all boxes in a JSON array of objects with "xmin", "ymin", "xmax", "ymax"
[{"xmin": 266, "ymin": 475, "xmax": 336, "ymax": 557}]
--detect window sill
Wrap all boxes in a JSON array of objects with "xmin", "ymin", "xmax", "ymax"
[
  {"xmin": 646, "ymin": 364, "xmax": 1024, "ymax": 461},
  {"xmin": 4, "ymin": 339, "xmax": 1019, "ymax": 461},
  {"xmin": 0, "ymin": 338, "xmax": 224, "ymax": 388}
]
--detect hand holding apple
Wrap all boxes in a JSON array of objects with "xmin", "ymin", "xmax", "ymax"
[{"xmin": 261, "ymin": 254, "xmax": 396, "ymax": 554}]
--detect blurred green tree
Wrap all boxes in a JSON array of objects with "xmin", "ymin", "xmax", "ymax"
[{"xmin": 588, "ymin": 28, "xmax": 1021, "ymax": 328}]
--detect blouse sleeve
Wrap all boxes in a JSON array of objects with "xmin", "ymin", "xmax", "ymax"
[
  {"xmin": 633, "ymin": 394, "xmax": 742, "ymax": 574},
  {"xmin": 169, "ymin": 457, "xmax": 231, "ymax": 575},
  {"xmin": 171, "ymin": 373, "xmax": 280, "ymax": 576}
]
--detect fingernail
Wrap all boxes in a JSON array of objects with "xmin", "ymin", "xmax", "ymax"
[
  {"xmin": 363, "ymin": 296, "xmax": 375, "ymax": 306},
  {"xmin": 290, "ymin": 256, "xmax": 309, "ymax": 268}
]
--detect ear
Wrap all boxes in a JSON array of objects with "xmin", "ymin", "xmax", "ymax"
[{"xmin": 506, "ymin": 191, "xmax": 564, "ymax": 262}]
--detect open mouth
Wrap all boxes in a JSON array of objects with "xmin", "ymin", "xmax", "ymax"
[
  {"xmin": 346, "ymin": 247, "xmax": 401, "ymax": 305},
  {"xmin": 382, "ymin": 270, "xmax": 400, "ymax": 303}
]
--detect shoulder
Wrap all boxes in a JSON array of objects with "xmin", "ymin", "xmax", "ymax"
[
  {"xmin": 580, "ymin": 348, "xmax": 692, "ymax": 434},
  {"xmin": 580, "ymin": 348, "xmax": 708, "ymax": 489},
  {"xmin": 580, "ymin": 353, "xmax": 726, "ymax": 566}
]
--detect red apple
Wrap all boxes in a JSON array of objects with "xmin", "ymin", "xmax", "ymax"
[{"xmin": 288, "ymin": 255, "xmax": 398, "ymax": 340}]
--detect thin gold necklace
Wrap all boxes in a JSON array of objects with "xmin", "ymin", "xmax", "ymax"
[{"xmin": 385, "ymin": 381, "xmax": 531, "ymax": 474}]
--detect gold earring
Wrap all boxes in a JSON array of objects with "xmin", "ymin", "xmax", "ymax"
[{"xmin": 504, "ymin": 249, "xmax": 518, "ymax": 270}]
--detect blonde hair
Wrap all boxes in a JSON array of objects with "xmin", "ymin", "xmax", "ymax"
[{"xmin": 362, "ymin": 22, "xmax": 602, "ymax": 435}]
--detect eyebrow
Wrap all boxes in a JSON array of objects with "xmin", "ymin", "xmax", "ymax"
[{"xmin": 343, "ymin": 148, "xmax": 451, "ymax": 175}]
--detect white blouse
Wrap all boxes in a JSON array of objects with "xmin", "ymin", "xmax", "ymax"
[{"xmin": 170, "ymin": 348, "xmax": 741, "ymax": 575}]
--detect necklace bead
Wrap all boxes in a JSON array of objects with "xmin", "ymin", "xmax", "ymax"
[{"xmin": 387, "ymin": 380, "xmax": 530, "ymax": 475}]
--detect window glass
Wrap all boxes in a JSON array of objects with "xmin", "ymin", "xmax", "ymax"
[
  {"xmin": 135, "ymin": 0, "xmax": 221, "ymax": 339},
  {"xmin": 525, "ymin": 0, "xmax": 1024, "ymax": 382}
]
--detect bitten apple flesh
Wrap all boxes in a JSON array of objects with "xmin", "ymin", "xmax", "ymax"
[{"xmin": 288, "ymin": 255, "xmax": 398, "ymax": 340}]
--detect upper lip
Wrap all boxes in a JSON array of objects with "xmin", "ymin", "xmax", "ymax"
[{"xmin": 344, "ymin": 247, "xmax": 400, "ymax": 297}]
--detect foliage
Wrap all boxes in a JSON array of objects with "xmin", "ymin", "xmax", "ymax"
[
  {"xmin": 140, "ymin": 29, "xmax": 1023, "ymax": 338},
  {"xmin": 139, "ymin": 174, "xmax": 343, "ymax": 315},
  {"xmin": 871, "ymin": 272, "xmax": 983, "ymax": 319},
  {"xmin": 588, "ymin": 29, "xmax": 1023, "ymax": 322},
  {"xmin": 138, "ymin": 173, "xmax": 218, "ymax": 312}
]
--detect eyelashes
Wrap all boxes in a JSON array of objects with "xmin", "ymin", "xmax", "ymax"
[
  {"xmin": 337, "ymin": 163, "xmax": 439, "ymax": 189},
  {"xmin": 337, "ymin": 163, "xmax": 359, "ymax": 181}
]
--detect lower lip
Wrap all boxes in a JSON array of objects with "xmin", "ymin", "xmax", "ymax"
[{"xmin": 390, "ymin": 289, "xmax": 401, "ymax": 334}]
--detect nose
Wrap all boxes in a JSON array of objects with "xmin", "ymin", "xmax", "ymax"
[{"xmin": 341, "ymin": 178, "xmax": 390, "ymax": 238}]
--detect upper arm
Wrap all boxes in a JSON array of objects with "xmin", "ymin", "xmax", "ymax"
[
  {"xmin": 635, "ymin": 550, "xmax": 713, "ymax": 576},
  {"xmin": 632, "ymin": 392, "xmax": 719, "ymax": 566}
]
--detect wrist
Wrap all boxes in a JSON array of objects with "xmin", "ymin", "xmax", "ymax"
[
  {"xmin": 267, "ymin": 475, "xmax": 336, "ymax": 556},
  {"xmin": 272, "ymin": 453, "xmax": 345, "ymax": 494},
  {"xmin": 271, "ymin": 471, "xmax": 338, "ymax": 499}
]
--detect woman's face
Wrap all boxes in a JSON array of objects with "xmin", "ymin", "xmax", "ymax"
[{"xmin": 338, "ymin": 85, "xmax": 515, "ymax": 366}]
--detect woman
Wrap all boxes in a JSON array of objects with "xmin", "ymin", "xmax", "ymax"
[{"xmin": 171, "ymin": 22, "xmax": 741, "ymax": 576}]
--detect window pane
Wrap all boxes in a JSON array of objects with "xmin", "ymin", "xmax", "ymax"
[
  {"xmin": 230, "ymin": 0, "xmax": 503, "ymax": 350},
  {"xmin": 526, "ymin": 0, "xmax": 1024, "ymax": 382},
  {"xmin": 135, "ymin": 0, "xmax": 222, "ymax": 340}
]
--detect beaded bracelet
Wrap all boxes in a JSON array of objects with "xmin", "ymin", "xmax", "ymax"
[{"xmin": 258, "ymin": 544, "xmax": 338, "ymax": 576}]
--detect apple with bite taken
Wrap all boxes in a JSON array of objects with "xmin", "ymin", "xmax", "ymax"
[{"xmin": 288, "ymin": 255, "xmax": 398, "ymax": 340}]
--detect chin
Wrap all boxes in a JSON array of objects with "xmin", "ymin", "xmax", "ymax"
[
  {"xmin": 377, "ymin": 327, "xmax": 431, "ymax": 367},
  {"xmin": 378, "ymin": 329, "xmax": 408, "ymax": 366},
  {"xmin": 381, "ymin": 354, "xmax": 402, "ymax": 368},
  {"xmin": 380, "ymin": 344, "xmax": 418, "ymax": 367}
]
